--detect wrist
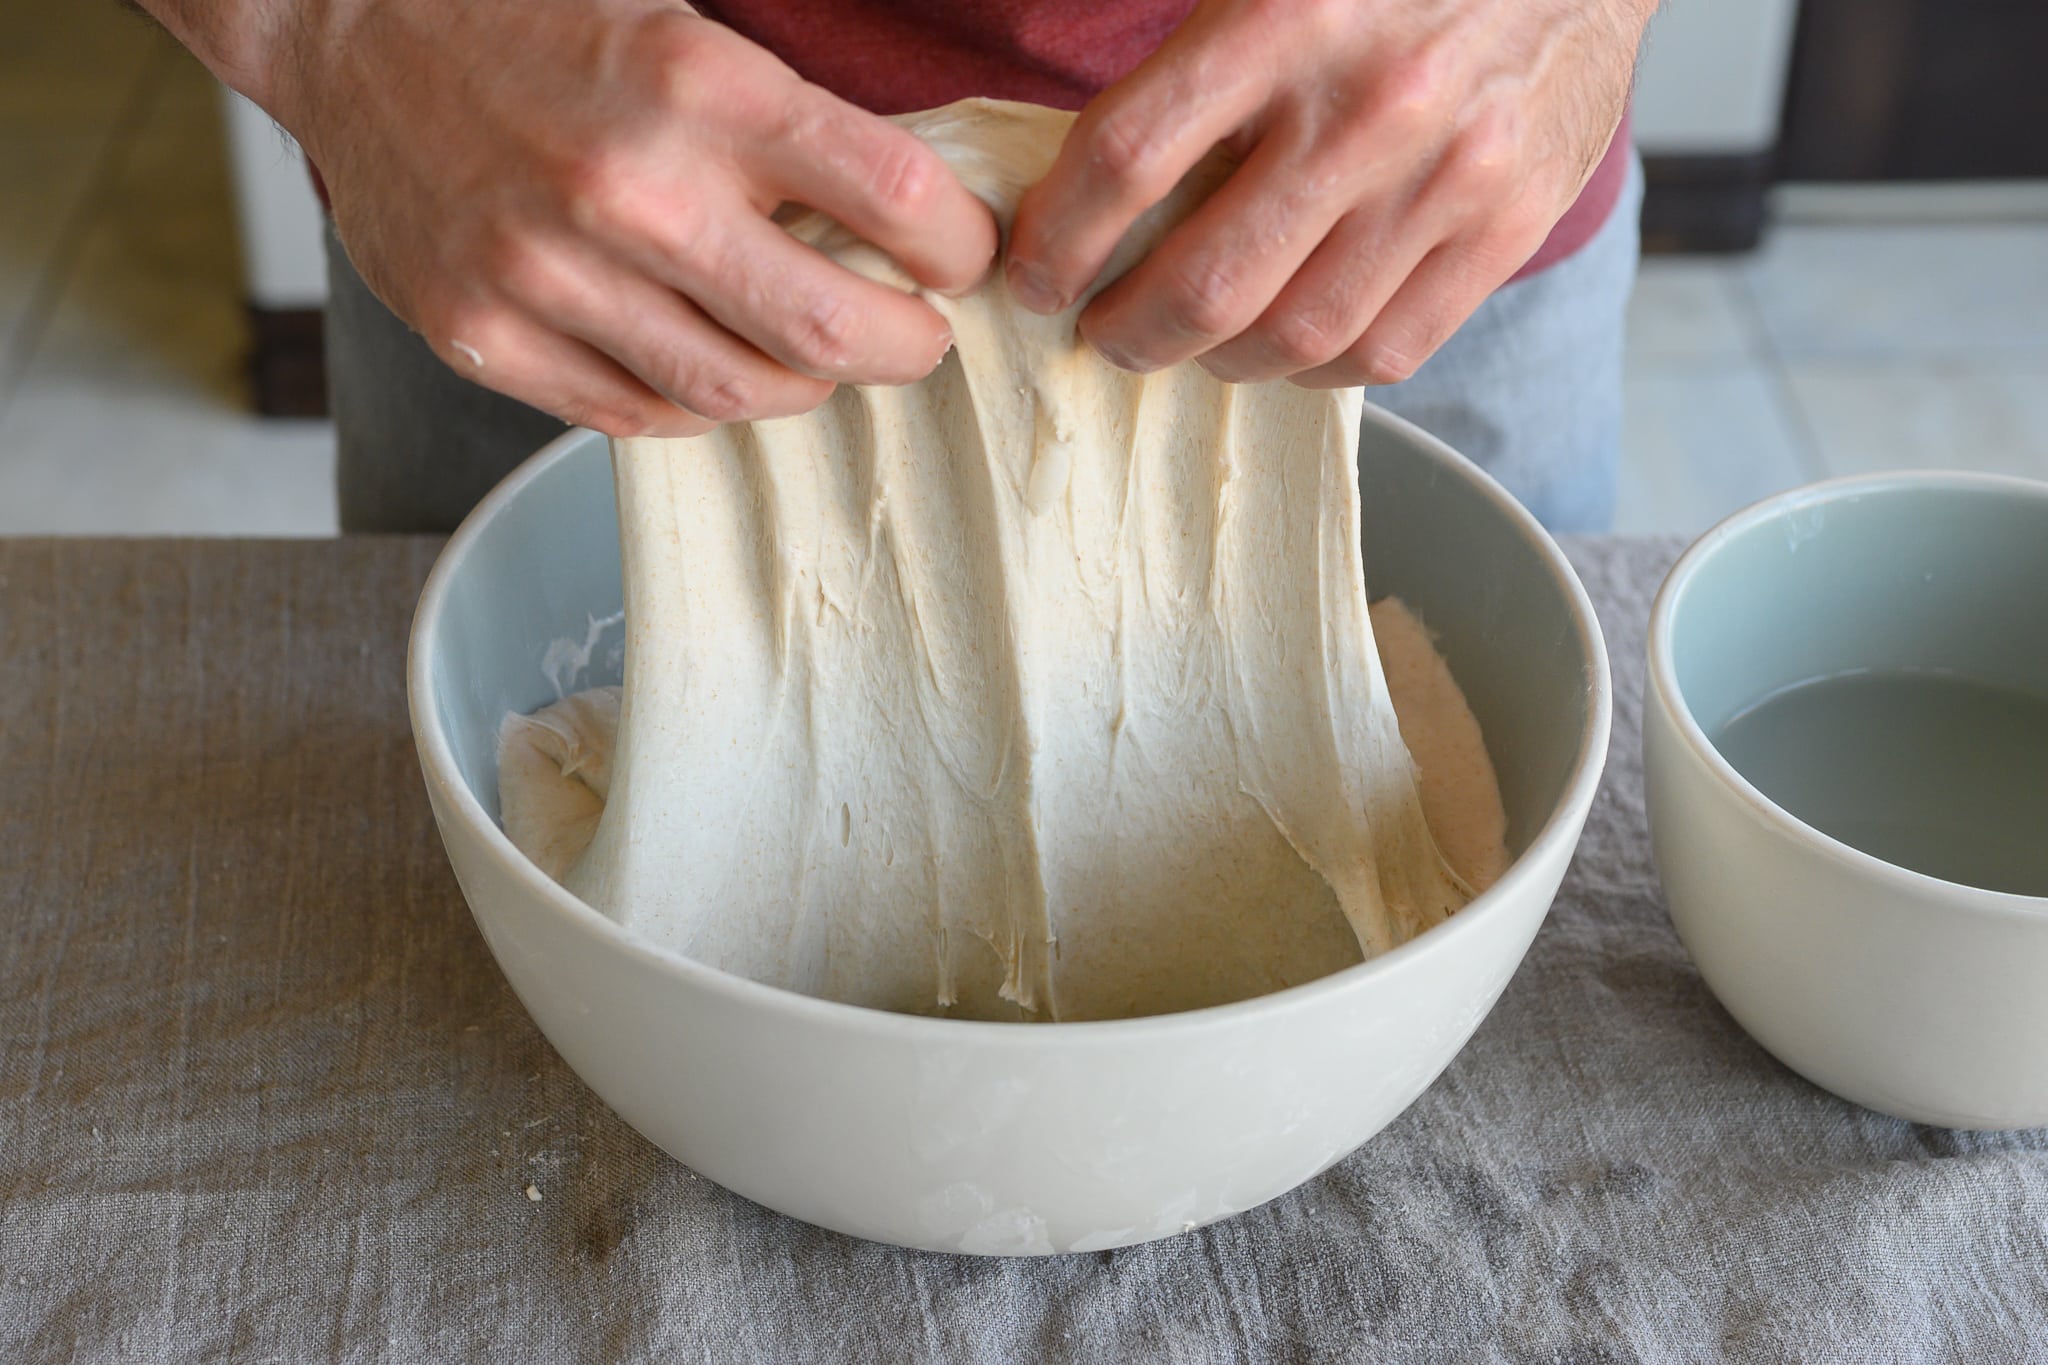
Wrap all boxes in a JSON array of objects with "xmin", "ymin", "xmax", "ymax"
[
  {"xmin": 1616, "ymin": 0, "xmax": 1661, "ymax": 40},
  {"xmin": 129, "ymin": 0, "xmax": 352, "ymax": 124}
]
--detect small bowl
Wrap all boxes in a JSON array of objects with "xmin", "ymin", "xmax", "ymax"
[
  {"xmin": 1646, "ymin": 472, "xmax": 2048, "ymax": 1130},
  {"xmin": 410, "ymin": 413, "xmax": 1611, "ymax": 1254}
]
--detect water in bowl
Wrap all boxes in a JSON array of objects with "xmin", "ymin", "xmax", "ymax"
[{"xmin": 1712, "ymin": 671, "xmax": 2048, "ymax": 898}]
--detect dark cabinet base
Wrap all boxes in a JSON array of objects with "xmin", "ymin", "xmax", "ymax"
[
  {"xmin": 1781, "ymin": 0, "xmax": 2048, "ymax": 181},
  {"xmin": 1641, "ymin": 152, "xmax": 1775, "ymax": 255},
  {"xmin": 247, "ymin": 306, "xmax": 328, "ymax": 419}
]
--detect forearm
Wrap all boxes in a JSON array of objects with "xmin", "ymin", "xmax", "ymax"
[{"xmin": 125, "ymin": 0, "xmax": 316, "ymax": 112}]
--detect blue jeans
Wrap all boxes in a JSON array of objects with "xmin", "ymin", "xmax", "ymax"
[
  {"xmin": 325, "ymin": 158, "xmax": 1640, "ymax": 533},
  {"xmin": 1369, "ymin": 155, "xmax": 1644, "ymax": 534}
]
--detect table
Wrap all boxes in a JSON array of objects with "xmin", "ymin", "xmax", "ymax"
[{"xmin": 3, "ymin": 537, "xmax": 2043, "ymax": 1362}]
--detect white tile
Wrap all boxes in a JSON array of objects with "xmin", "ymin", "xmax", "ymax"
[
  {"xmin": 0, "ymin": 37, "xmax": 335, "ymax": 537},
  {"xmin": 1626, "ymin": 259, "xmax": 1756, "ymax": 367},
  {"xmin": 1615, "ymin": 363, "xmax": 1819, "ymax": 536},
  {"xmin": 1783, "ymin": 352, "xmax": 2048, "ymax": 482},
  {"xmin": 1741, "ymin": 224, "xmax": 2048, "ymax": 358},
  {"xmin": 0, "ymin": 379, "xmax": 336, "ymax": 536},
  {"xmin": 1774, "ymin": 181, "xmax": 2048, "ymax": 227}
]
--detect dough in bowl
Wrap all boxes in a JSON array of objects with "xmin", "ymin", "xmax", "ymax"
[{"xmin": 498, "ymin": 99, "xmax": 1506, "ymax": 1021}]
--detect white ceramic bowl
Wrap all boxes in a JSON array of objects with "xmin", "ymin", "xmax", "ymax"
[
  {"xmin": 409, "ymin": 413, "xmax": 1611, "ymax": 1254},
  {"xmin": 1646, "ymin": 472, "xmax": 2048, "ymax": 1130}
]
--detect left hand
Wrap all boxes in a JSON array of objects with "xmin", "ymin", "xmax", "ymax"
[{"xmin": 1004, "ymin": 0, "xmax": 1652, "ymax": 387}]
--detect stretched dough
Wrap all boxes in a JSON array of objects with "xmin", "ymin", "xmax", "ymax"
[{"xmin": 501, "ymin": 99, "xmax": 1494, "ymax": 1021}]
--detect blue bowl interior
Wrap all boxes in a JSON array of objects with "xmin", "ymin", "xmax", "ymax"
[
  {"xmin": 427, "ymin": 423, "xmax": 1595, "ymax": 859},
  {"xmin": 1669, "ymin": 481, "xmax": 2048, "ymax": 734},
  {"xmin": 1352, "ymin": 421, "xmax": 1595, "ymax": 855},
  {"xmin": 429, "ymin": 439, "xmax": 625, "ymax": 826}
]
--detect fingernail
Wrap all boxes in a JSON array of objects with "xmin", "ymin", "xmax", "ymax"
[
  {"xmin": 941, "ymin": 259, "xmax": 997, "ymax": 300},
  {"xmin": 1006, "ymin": 261, "xmax": 1064, "ymax": 314},
  {"xmin": 1197, "ymin": 353, "xmax": 1245, "ymax": 384},
  {"xmin": 1094, "ymin": 341, "xmax": 1154, "ymax": 374},
  {"xmin": 926, "ymin": 327, "xmax": 955, "ymax": 374}
]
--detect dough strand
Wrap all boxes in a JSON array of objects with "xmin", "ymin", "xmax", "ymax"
[{"xmin": 500, "ymin": 100, "xmax": 1503, "ymax": 1021}]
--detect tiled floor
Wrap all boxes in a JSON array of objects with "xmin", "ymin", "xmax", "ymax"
[
  {"xmin": 1619, "ymin": 224, "xmax": 2048, "ymax": 534},
  {"xmin": 1, "ymin": 17, "xmax": 2044, "ymax": 538},
  {"xmin": 0, "ymin": 26, "xmax": 336, "ymax": 536}
]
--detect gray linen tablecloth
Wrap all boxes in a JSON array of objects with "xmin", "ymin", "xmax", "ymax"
[{"xmin": 2, "ymin": 535, "xmax": 2043, "ymax": 1363}]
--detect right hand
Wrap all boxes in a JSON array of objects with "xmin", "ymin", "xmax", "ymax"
[{"xmin": 260, "ymin": 0, "xmax": 998, "ymax": 436}]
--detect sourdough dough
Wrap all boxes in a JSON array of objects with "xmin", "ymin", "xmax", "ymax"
[{"xmin": 499, "ymin": 99, "xmax": 1506, "ymax": 1021}]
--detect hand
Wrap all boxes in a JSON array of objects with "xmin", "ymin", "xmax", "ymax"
[
  {"xmin": 182, "ymin": 0, "xmax": 999, "ymax": 436},
  {"xmin": 1005, "ymin": 0, "xmax": 1650, "ymax": 387}
]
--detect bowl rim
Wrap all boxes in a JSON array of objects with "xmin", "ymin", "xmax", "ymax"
[
  {"xmin": 1646, "ymin": 468, "xmax": 2048, "ymax": 913},
  {"xmin": 409, "ymin": 410, "xmax": 1615, "ymax": 1042}
]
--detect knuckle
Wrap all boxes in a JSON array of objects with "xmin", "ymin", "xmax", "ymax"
[
  {"xmin": 1244, "ymin": 0, "xmax": 1343, "ymax": 39},
  {"xmin": 776, "ymin": 105, "xmax": 939, "ymax": 224},
  {"xmin": 422, "ymin": 298, "xmax": 508, "ymax": 363},
  {"xmin": 1313, "ymin": 111, "xmax": 1379, "ymax": 175},
  {"xmin": 571, "ymin": 399, "xmax": 655, "ymax": 439},
  {"xmin": 1353, "ymin": 340, "xmax": 1420, "ymax": 387},
  {"xmin": 1263, "ymin": 309, "xmax": 1347, "ymax": 370},
  {"xmin": 680, "ymin": 370, "xmax": 758, "ymax": 423},
  {"xmin": 864, "ymin": 138, "xmax": 939, "ymax": 223},
  {"xmin": 1297, "ymin": 0, "xmax": 1353, "ymax": 32},
  {"xmin": 408, "ymin": 291, "xmax": 464, "ymax": 346},
  {"xmin": 637, "ymin": 12, "xmax": 725, "ymax": 106},
  {"xmin": 1439, "ymin": 115, "xmax": 1522, "ymax": 202},
  {"xmin": 477, "ymin": 227, "xmax": 559, "ymax": 307},
  {"xmin": 1366, "ymin": 54, "xmax": 1451, "ymax": 135},
  {"xmin": 644, "ymin": 195, "xmax": 710, "ymax": 272},
  {"xmin": 610, "ymin": 409, "xmax": 658, "ymax": 439},
  {"xmin": 558, "ymin": 148, "xmax": 642, "ymax": 237},
  {"xmin": 1084, "ymin": 110, "xmax": 1178, "ymax": 203},
  {"xmin": 559, "ymin": 399, "xmax": 613, "ymax": 433},
  {"xmin": 786, "ymin": 293, "xmax": 860, "ymax": 374},
  {"xmin": 1162, "ymin": 260, "xmax": 1250, "ymax": 340},
  {"xmin": 642, "ymin": 17, "xmax": 783, "ymax": 132},
  {"xmin": 1293, "ymin": 0, "xmax": 1359, "ymax": 48},
  {"xmin": 1455, "ymin": 110, "xmax": 1519, "ymax": 177},
  {"xmin": 770, "ymin": 96, "xmax": 833, "ymax": 154}
]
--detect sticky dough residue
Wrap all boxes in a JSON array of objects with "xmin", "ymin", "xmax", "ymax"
[{"xmin": 496, "ymin": 99, "xmax": 1507, "ymax": 1022}]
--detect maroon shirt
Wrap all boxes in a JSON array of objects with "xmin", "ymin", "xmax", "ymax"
[{"xmin": 698, "ymin": 0, "xmax": 1632, "ymax": 282}]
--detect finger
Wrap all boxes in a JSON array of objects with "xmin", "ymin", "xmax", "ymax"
[
  {"xmin": 1074, "ymin": 130, "xmax": 1359, "ymax": 373},
  {"xmin": 1201, "ymin": 124, "xmax": 1555, "ymax": 386},
  {"xmin": 1194, "ymin": 199, "xmax": 1438, "ymax": 384},
  {"xmin": 1288, "ymin": 234, "xmax": 1520, "ymax": 389},
  {"xmin": 1005, "ymin": 24, "xmax": 1273, "ymax": 314},
  {"xmin": 491, "ymin": 235, "xmax": 836, "ymax": 422},
  {"xmin": 629, "ymin": 189, "xmax": 956, "ymax": 386},
  {"xmin": 753, "ymin": 85, "xmax": 999, "ymax": 296},
  {"xmin": 436, "ymin": 310, "xmax": 715, "ymax": 439},
  {"xmin": 588, "ymin": 285, "xmax": 838, "ymax": 424}
]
